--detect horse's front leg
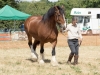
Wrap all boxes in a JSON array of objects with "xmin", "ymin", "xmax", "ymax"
[
  {"xmin": 39, "ymin": 43, "xmax": 45, "ymax": 64},
  {"xmin": 29, "ymin": 39, "xmax": 39, "ymax": 61},
  {"xmin": 51, "ymin": 41, "xmax": 58, "ymax": 66}
]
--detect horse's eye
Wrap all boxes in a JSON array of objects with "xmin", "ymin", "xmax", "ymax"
[{"xmin": 58, "ymin": 14, "xmax": 60, "ymax": 16}]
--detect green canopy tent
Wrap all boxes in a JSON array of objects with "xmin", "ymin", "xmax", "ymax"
[
  {"xmin": 0, "ymin": 5, "xmax": 31, "ymax": 20},
  {"xmin": 0, "ymin": 5, "xmax": 31, "ymax": 30}
]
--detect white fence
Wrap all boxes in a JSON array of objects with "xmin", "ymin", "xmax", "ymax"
[{"xmin": 11, "ymin": 31, "xmax": 27, "ymax": 41}]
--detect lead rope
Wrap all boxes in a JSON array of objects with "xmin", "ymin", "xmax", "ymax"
[
  {"xmin": 59, "ymin": 27, "xmax": 67, "ymax": 37},
  {"xmin": 59, "ymin": 31, "xmax": 67, "ymax": 37}
]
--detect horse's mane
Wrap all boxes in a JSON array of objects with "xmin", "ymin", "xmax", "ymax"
[{"xmin": 42, "ymin": 6, "xmax": 64, "ymax": 22}]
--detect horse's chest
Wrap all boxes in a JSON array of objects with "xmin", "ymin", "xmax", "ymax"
[
  {"xmin": 38, "ymin": 30, "xmax": 58, "ymax": 42},
  {"xmin": 46, "ymin": 31, "xmax": 58, "ymax": 41},
  {"xmin": 37, "ymin": 25, "xmax": 58, "ymax": 42}
]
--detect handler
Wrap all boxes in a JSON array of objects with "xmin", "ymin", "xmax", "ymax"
[{"xmin": 65, "ymin": 17, "xmax": 83, "ymax": 65}]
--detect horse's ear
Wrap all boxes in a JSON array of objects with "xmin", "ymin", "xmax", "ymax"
[
  {"xmin": 61, "ymin": 5, "xmax": 65, "ymax": 10},
  {"xmin": 61, "ymin": 5, "xmax": 64, "ymax": 8},
  {"xmin": 54, "ymin": 6, "xmax": 59, "ymax": 11}
]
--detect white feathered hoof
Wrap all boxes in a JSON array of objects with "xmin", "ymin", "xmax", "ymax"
[
  {"xmin": 51, "ymin": 60, "xmax": 59, "ymax": 67},
  {"xmin": 39, "ymin": 60, "xmax": 44, "ymax": 64},
  {"xmin": 38, "ymin": 60, "xmax": 45, "ymax": 66},
  {"xmin": 31, "ymin": 53, "xmax": 38, "ymax": 61},
  {"xmin": 51, "ymin": 56, "xmax": 59, "ymax": 66}
]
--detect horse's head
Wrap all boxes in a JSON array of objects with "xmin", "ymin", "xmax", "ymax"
[
  {"xmin": 54, "ymin": 6, "xmax": 66, "ymax": 31},
  {"xmin": 42, "ymin": 6, "xmax": 66, "ymax": 31}
]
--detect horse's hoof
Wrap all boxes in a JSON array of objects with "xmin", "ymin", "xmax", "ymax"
[
  {"xmin": 67, "ymin": 61, "xmax": 71, "ymax": 65},
  {"xmin": 51, "ymin": 61, "xmax": 59, "ymax": 67},
  {"xmin": 31, "ymin": 55, "xmax": 37, "ymax": 59},
  {"xmin": 39, "ymin": 60, "xmax": 45, "ymax": 64},
  {"xmin": 31, "ymin": 53, "xmax": 38, "ymax": 61},
  {"xmin": 31, "ymin": 53, "xmax": 38, "ymax": 58},
  {"xmin": 31, "ymin": 57, "xmax": 37, "ymax": 61}
]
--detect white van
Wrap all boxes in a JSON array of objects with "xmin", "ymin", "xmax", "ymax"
[{"xmin": 70, "ymin": 8, "xmax": 100, "ymax": 34}]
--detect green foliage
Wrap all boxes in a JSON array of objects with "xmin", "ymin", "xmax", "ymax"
[
  {"xmin": 0, "ymin": 0, "xmax": 19, "ymax": 32},
  {"xmin": 0, "ymin": 20, "xmax": 24, "ymax": 31},
  {"xmin": 18, "ymin": 1, "xmax": 53, "ymax": 15},
  {"xmin": 0, "ymin": 0, "xmax": 18, "ymax": 8},
  {"xmin": 81, "ymin": 0, "xmax": 100, "ymax": 8},
  {"xmin": 1, "ymin": 0, "xmax": 100, "ymax": 31}
]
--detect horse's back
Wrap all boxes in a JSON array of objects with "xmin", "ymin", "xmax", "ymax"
[
  {"xmin": 24, "ymin": 16, "xmax": 42, "ymax": 32},
  {"xmin": 24, "ymin": 16, "xmax": 42, "ymax": 27}
]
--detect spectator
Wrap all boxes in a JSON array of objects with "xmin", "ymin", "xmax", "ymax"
[{"xmin": 20, "ymin": 23, "xmax": 24, "ymax": 32}]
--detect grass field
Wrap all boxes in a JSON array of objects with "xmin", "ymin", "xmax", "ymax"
[{"xmin": 0, "ymin": 46, "xmax": 100, "ymax": 75}]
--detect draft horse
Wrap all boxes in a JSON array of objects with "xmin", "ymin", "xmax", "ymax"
[{"xmin": 24, "ymin": 6, "xmax": 66, "ymax": 66}]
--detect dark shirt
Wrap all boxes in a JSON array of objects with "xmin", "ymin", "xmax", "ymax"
[{"xmin": 20, "ymin": 24, "xmax": 24, "ymax": 31}]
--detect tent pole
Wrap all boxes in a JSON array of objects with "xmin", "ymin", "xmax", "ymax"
[{"xmin": 14, "ymin": 20, "xmax": 16, "ymax": 31}]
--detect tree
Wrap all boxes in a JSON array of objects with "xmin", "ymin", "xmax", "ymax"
[
  {"xmin": 1, "ymin": 0, "xmax": 100, "ymax": 30},
  {"xmin": 0, "ymin": 0, "xmax": 18, "ymax": 8},
  {"xmin": 81, "ymin": 0, "xmax": 100, "ymax": 8}
]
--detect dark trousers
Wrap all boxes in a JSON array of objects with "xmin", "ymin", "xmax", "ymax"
[{"xmin": 68, "ymin": 39, "xmax": 79, "ymax": 55}]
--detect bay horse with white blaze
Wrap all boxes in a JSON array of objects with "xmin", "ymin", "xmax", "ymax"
[{"xmin": 24, "ymin": 6, "xmax": 66, "ymax": 66}]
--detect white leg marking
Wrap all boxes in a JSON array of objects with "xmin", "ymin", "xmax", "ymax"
[
  {"xmin": 40, "ymin": 53, "xmax": 44, "ymax": 60},
  {"xmin": 39, "ymin": 53, "xmax": 44, "ymax": 64},
  {"xmin": 30, "ymin": 45, "xmax": 38, "ymax": 60},
  {"xmin": 51, "ymin": 56, "xmax": 58, "ymax": 66},
  {"xmin": 52, "ymin": 56, "xmax": 56, "ymax": 62}
]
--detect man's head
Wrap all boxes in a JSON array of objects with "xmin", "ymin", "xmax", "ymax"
[{"xmin": 72, "ymin": 17, "xmax": 77, "ymax": 26}]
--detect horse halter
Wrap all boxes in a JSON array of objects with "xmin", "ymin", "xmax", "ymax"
[
  {"xmin": 54, "ymin": 6, "xmax": 65, "ymax": 25},
  {"xmin": 55, "ymin": 7, "xmax": 61, "ymax": 22},
  {"xmin": 54, "ymin": 6, "xmax": 66, "ymax": 32}
]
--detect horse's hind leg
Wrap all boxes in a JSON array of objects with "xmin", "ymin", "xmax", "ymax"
[
  {"xmin": 39, "ymin": 43, "xmax": 45, "ymax": 64},
  {"xmin": 32, "ymin": 40, "xmax": 40, "ymax": 59},
  {"xmin": 28, "ymin": 35, "xmax": 38, "ymax": 61}
]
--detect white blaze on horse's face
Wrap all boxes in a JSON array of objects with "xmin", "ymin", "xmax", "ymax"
[
  {"xmin": 56, "ymin": 13, "xmax": 66, "ymax": 29},
  {"xmin": 58, "ymin": 14, "xmax": 66, "ymax": 29},
  {"xmin": 63, "ymin": 14, "xmax": 66, "ymax": 28}
]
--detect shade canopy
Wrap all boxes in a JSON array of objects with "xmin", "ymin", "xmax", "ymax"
[{"xmin": 0, "ymin": 5, "xmax": 31, "ymax": 20}]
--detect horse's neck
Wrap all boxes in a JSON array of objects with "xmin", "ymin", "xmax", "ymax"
[
  {"xmin": 43, "ymin": 18, "xmax": 58, "ymax": 37},
  {"xmin": 46, "ymin": 17, "xmax": 56, "ymax": 28}
]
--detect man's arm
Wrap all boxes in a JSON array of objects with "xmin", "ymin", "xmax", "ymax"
[{"xmin": 78, "ymin": 28, "xmax": 83, "ymax": 46}]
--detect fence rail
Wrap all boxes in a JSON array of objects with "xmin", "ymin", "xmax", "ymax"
[{"xmin": 0, "ymin": 33, "xmax": 11, "ymax": 41}]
